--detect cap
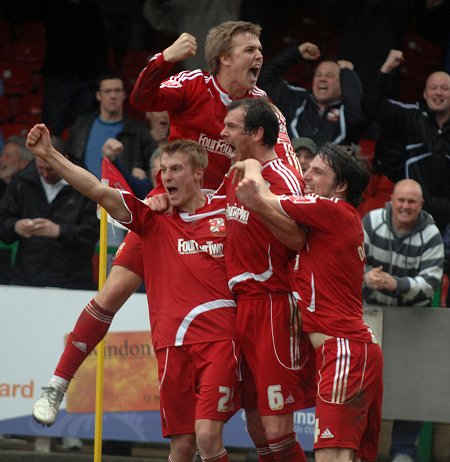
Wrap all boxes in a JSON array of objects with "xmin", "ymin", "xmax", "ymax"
[{"xmin": 291, "ymin": 137, "xmax": 317, "ymax": 154}]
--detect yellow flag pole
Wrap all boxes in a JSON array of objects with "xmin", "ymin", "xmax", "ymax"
[{"xmin": 93, "ymin": 203, "xmax": 109, "ymax": 462}]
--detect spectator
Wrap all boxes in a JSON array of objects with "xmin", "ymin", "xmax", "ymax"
[
  {"xmin": 365, "ymin": 49, "xmax": 450, "ymax": 233},
  {"xmin": 258, "ymin": 42, "xmax": 365, "ymax": 145},
  {"xmin": 363, "ymin": 179, "xmax": 444, "ymax": 462},
  {"xmin": 0, "ymin": 136, "xmax": 34, "ymax": 197},
  {"xmin": 291, "ymin": 137, "xmax": 317, "ymax": 173},
  {"xmin": 0, "ymin": 136, "xmax": 99, "ymax": 290},
  {"xmin": 67, "ymin": 72, "xmax": 154, "ymax": 181},
  {"xmin": 0, "ymin": 136, "xmax": 34, "ymax": 284}
]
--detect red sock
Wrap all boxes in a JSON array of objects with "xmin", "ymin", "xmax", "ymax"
[
  {"xmin": 201, "ymin": 450, "xmax": 229, "ymax": 462},
  {"xmin": 255, "ymin": 443, "xmax": 275, "ymax": 462},
  {"xmin": 267, "ymin": 432, "xmax": 307, "ymax": 462},
  {"xmin": 54, "ymin": 299, "xmax": 114, "ymax": 380}
]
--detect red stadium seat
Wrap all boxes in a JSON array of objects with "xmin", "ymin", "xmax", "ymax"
[
  {"xmin": 12, "ymin": 40, "xmax": 46, "ymax": 72},
  {"xmin": 1, "ymin": 122, "xmax": 33, "ymax": 139},
  {"xmin": 358, "ymin": 138, "xmax": 376, "ymax": 164},
  {"xmin": 10, "ymin": 93, "xmax": 43, "ymax": 124},
  {"xmin": 0, "ymin": 95, "xmax": 11, "ymax": 123},
  {"xmin": 0, "ymin": 63, "xmax": 33, "ymax": 96},
  {"xmin": 358, "ymin": 174, "xmax": 394, "ymax": 217}
]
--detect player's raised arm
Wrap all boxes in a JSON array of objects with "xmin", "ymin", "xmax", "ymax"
[{"xmin": 26, "ymin": 124, "xmax": 131, "ymax": 223}]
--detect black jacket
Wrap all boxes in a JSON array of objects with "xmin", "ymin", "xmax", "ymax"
[
  {"xmin": 67, "ymin": 112, "xmax": 155, "ymax": 174},
  {"xmin": 258, "ymin": 46, "xmax": 365, "ymax": 145},
  {"xmin": 365, "ymin": 72, "xmax": 450, "ymax": 232},
  {"xmin": 0, "ymin": 162, "xmax": 99, "ymax": 289}
]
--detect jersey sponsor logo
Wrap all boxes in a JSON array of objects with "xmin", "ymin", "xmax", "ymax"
[
  {"xmin": 178, "ymin": 238, "xmax": 224, "ymax": 257},
  {"xmin": 198, "ymin": 133, "xmax": 234, "ymax": 158},
  {"xmin": 320, "ymin": 428, "xmax": 335, "ymax": 439},
  {"xmin": 225, "ymin": 203, "xmax": 249, "ymax": 224},
  {"xmin": 209, "ymin": 217, "xmax": 226, "ymax": 235}
]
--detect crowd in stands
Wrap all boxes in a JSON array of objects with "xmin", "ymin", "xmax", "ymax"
[{"xmin": 1, "ymin": 1, "xmax": 450, "ymax": 459}]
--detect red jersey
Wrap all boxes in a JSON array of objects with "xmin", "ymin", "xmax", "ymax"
[
  {"xmin": 118, "ymin": 192, "xmax": 236, "ymax": 351},
  {"xmin": 130, "ymin": 52, "xmax": 300, "ymax": 190},
  {"xmin": 279, "ymin": 194, "xmax": 376, "ymax": 343},
  {"xmin": 224, "ymin": 158, "xmax": 304, "ymax": 295}
]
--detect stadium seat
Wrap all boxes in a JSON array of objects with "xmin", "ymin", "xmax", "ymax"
[
  {"xmin": 120, "ymin": 49, "xmax": 153, "ymax": 70},
  {"xmin": 358, "ymin": 138, "xmax": 376, "ymax": 164},
  {"xmin": 0, "ymin": 63, "xmax": 33, "ymax": 96},
  {"xmin": 10, "ymin": 93, "xmax": 43, "ymax": 124},
  {"xmin": 12, "ymin": 40, "xmax": 46, "ymax": 72},
  {"xmin": 0, "ymin": 95, "xmax": 11, "ymax": 123},
  {"xmin": 15, "ymin": 21, "xmax": 46, "ymax": 41},
  {"xmin": 358, "ymin": 174, "xmax": 394, "ymax": 217},
  {"xmin": 0, "ymin": 122, "xmax": 33, "ymax": 139}
]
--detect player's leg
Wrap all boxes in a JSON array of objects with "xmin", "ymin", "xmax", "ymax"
[
  {"xmin": 314, "ymin": 447, "xmax": 355, "ymax": 462},
  {"xmin": 193, "ymin": 340, "xmax": 241, "ymax": 462},
  {"xmin": 32, "ymin": 265, "xmax": 142, "ymax": 425},
  {"xmin": 195, "ymin": 419, "xmax": 228, "ymax": 462},
  {"xmin": 169, "ymin": 434, "xmax": 197, "ymax": 462},
  {"xmin": 237, "ymin": 295, "xmax": 311, "ymax": 462},
  {"xmin": 33, "ymin": 233, "xmax": 145, "ymax": 425}
]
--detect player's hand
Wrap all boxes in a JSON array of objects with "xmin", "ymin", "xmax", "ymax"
[
  {"xmin": 29, "ymin": 218, "xmax": 60, "ymax": 238},
  {"xmin": 26, "ymin": 124, "xmax": 52, "ymax": 158},
  {"xmin": 163, "ymin": 32, "xmax": 197, "ymax": 63},
  {"xmin": 235, "ymin": 178, "xmax": 265, "ymax": 212},
  {"xmin": 381, "ymin": 49, "xmax": 404, "ymax": 74},
  {"xmin": 228, "ymin": 159, "xmax": 262, "ymax": 185},
  {"xmin": 298, "ymin": 42, "xmax": 320, "ymax": 61},
  {"xmin": 146, "ymin": 193, "xmax": 171, "ymax": 213},
  {"xmin": 102, "ymin": 138, "xmax": 124, "ymax": 160}
]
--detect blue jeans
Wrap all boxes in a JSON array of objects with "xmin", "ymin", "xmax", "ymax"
[{"xmin": 390, "ymin": 420, "xmax": 423, "ymax": 460}]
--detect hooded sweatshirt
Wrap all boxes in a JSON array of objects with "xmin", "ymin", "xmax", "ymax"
[{"xmin": 362, "ymin": 203, "xmax": 444, "ymax": 306}]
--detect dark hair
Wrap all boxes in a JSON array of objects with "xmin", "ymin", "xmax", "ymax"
[
  {"xmin": 96, "ymin": 72, "xmax": 124, "ymax": 90},
  {"xmin": 316, "ymin": 143, "xmax": 370, "ymax": 208},
  {"xmin": 227, "ymin": 98, "xmax": 278, "ymax": 147}
]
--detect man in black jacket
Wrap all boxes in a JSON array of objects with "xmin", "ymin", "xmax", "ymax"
[
  {"xmin": 258, "ymin": 42, "xmax": 365, "ymax": 145},
  {"xmin": 365, "ymin": 49, "xmax": 450, "ymax": 233},
  {"xmin": 0, "ymin": 137, "xmax": 99, "ymax": 289},
  {"xmin": 67, "ymin": 72, "xmax": 154, "ymax": 181}
]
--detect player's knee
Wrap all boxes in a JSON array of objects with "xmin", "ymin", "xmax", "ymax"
[
  {"xmin": 170, "ymin": 434, "xmax": 196, "ymax": 462},
  {"xmin": 245, "ymin": 409, "xmax": 267, "ymax": 445},
  {"xmin": 195, "ymin": 421, "xmax": 223, "ymax": 456}
]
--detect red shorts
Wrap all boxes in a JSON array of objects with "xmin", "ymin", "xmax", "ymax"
[
  {"xmin": 111, "ymin": 231, "xmax": 145, "ymax": 280},
  {"xmin": 314, "ymin": 338, "xmax": 383, "ymax": 462},
  {"xmin": 156, "ymin": 340, "xmax": 242, "ymax": 438},
  {"xmin": 236, "ymin": 293, "xmax": 315, "ymax": 416}
]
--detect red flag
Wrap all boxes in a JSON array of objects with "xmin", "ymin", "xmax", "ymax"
[{"xmin": 101, "ymin": 157, "xmax": 133, "ymax": 194}]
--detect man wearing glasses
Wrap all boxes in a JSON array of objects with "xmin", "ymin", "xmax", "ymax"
[{"xmin": 66, "ymin": 73, "xmax": 154, "ymax": 180}]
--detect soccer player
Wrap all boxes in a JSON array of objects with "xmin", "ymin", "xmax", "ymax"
[
  {"xmin": 32, "ymin": 20, "xmax": 299, "ymax": 436},
  {"xmin": 27, "ymin": 124, "xmax": 240, "ymax": 462},
  {"xmin": 220, "ymin": 98, "xmax": 315, "ymax": 462},
  {"xmin": 232, "ymin": 144, "xmax": 384, "ymax": 462}
]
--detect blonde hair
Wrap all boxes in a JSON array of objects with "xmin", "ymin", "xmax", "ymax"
[
  {"xmin": 161, "ymin": 140, "xmax": 208, "ymax": 170},
  {"xmin": 205, "ymin": 21, "xmax": 261, "ymax": 75}
]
